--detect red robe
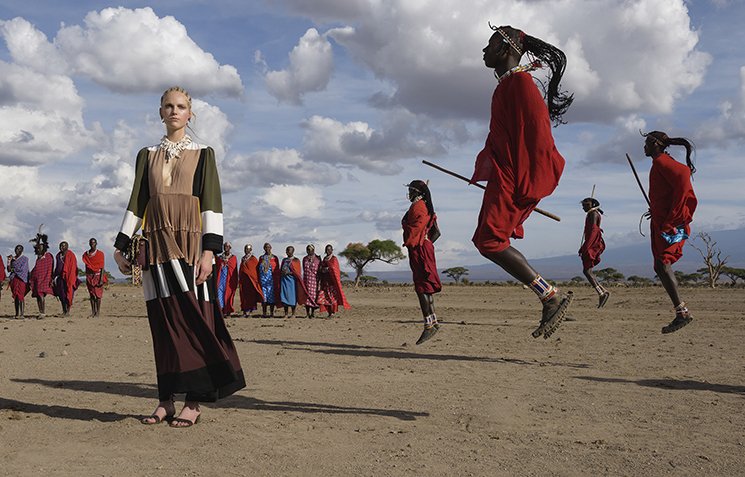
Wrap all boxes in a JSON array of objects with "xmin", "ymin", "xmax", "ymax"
[
  {"xmin": 316, "ymin": 255, "xmax": 350, "ymax": 313},
  {"xmin": 216, "ymin": 253, "xmax": 238, "ymax": 315},
  {"xmin": 238, "ymin": 255, "xmax": 263, "ymax": 311},
  {"xmin": 403, "ymin": 199, "xmax": 441, "ymax": 294},
  {"xmin": 471, "ymin": 72, "xmax": 565, "ymax": 254},
  {"xmin": 55, "ymin": 251, "xmax": 80, "ymax": 308},
  {"xmin": 30, "ymin": 252, "xmax": 55, "ymax": 298},
  {"xmin": 649, "ymin": 153, "xmax": 697, "ymax": 264},
  {"xmin": 578, "ymin": 210, "xmax": 605, "ymax": 270},
  {"xmin": 82, "ymin": 249, "xmax": 107, "ymax": 299},
  {"xmin": 288, "ymin": 257, "xmax": 309, "ymax": 306},
  {"xmin": 0, "ymin": 256, "xmax": 6, "ymax": 284}
]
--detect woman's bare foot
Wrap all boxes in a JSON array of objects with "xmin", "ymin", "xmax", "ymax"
[
  {"xmin": 141, "ymin": 400, "xmax": 175, "ymax": 425},
  {"xmin": 170, "ymin": 402, "xmax": 201, "ymax": 428}
]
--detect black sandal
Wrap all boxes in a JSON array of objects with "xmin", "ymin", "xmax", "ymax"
[
  {"xmin": 169, "ymin": 414, "xmax": 201, "ymax": 428},
  {"xmin": 532, "ymin": 292, "xmax": 574, "ymax": 339},
  {"xmin": 661, "ymin": 313, "xmax": 693, "ymax": 334}
]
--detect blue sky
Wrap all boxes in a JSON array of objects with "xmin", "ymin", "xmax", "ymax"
[{"xmin": 0, "ymin": 0, "xmax": 743, "ymax": 276}]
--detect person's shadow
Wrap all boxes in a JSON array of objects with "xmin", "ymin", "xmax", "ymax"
[
  {"xmin": 7, "ymin": 378, "xmax": 428, "ymax": 422},
  {"xmin": 575, "ymin": 376, "xmax": 745, "ymax": 395}
]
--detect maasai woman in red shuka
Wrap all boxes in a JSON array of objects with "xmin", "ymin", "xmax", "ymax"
[
  {"xmin": 578, "ymin": 198, "xmax": 609, "ymax": 308},
  {"xmin": 216, "ymin": 242, "xmax": 238, "ymax": 317},
  {"xmin": 302, "ymin": 244, "xmax": 321, "ymax": 318},
  {"xmin": 316, "ymin": 244, "xmax": 350, "ymax": 318},
  {"xmin": 29, "ymin": 231, "xmax": 54, "ymax": 318},
  {"xmin": 402, "ymin": 180, "xmax": 442, "ymax": 345},
  {"xmin": 642, "ymin": 130, "xmax": 698, "ymax": 334},
  {"xmin": 53, "ymin": 241, "xmax": 80, "ymax": 315},
  {"xmin": 239, "ymin": 244, "xmax": 263, "ymax": 317},
  {"xmin": 471, "ymin": 24, "xmax": 574, "ymax": 339},
  {"xmin": 8, "ymin": 244, "xmax": 29, "ymax": 318},
  {"xmin": 82, "ymin": 237, "xmax": 107, "ymax": 318},
  {"xmin": 0, "ymin": 254, "xmax": 6, "ymax": 303}
]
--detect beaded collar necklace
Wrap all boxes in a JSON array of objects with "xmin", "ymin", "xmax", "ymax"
[
  {"xmin": 159, "ymin": 134, "xmax": 192, "ymax": 163},
  {"xmin": 495, "ymin": 60, "xmax": 542, "ymax": 83}
]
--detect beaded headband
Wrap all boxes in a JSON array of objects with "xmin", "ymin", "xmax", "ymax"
[{"xmin": 496, "ymin": 28, "xmax": 522, "ymax": 55}]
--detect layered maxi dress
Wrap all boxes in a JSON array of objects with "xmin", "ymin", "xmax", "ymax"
[{"xmin": 115, "ymin": 143, "xmax": 245, "ymax": 402}]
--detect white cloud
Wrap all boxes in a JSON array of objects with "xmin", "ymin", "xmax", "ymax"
[
  {"xmin": 263, "ymin": 185, "xmax": 325, "ymax": 218},
  {"xmin": 221, "ymin": 148, "xmax": 342, "ymax": 192},
  {"xmin": 0, "ymin": 17, "xmax": 67, "ymax": 74},
  {"xmin": 279, "ymin": 0, "xmax": 710, "ymax": 123},
  {"xmin": 263, "ymin": 28, "xmax": 334, "ymax": 105}
]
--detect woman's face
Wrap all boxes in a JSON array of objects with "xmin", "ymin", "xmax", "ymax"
[
  {"xmin": 160, "ymin": 91, "xmax": 191, "ymax": 134},
  {"xmin": 325, "ymin": 245, "xmax": 333, "ymax": 255},
  {"xmin": 14, "ymin": 245, "xmax": 23, "ymax": 256},
  {"xmin": 306, "ymin": 245, "xmax": 315, "ymax": 255}
]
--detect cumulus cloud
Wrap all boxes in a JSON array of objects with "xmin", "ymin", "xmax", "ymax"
[
  {"xmin": 358, "ymin": 210, "xmax": 401, "ymax": 232},
  {"xmin": 2, "ymin": 8, "xmax": 243, "ymax": 97},
  {"xmin": 263, "ymin": 185, "xmax": 325, "ymax": 218},
  {"xmin": 262, "ymin": 28, "xmax": 334, "ymax": 104},
  {"xmin": 694, "ymin": 66, "xmax": 745, "ymax": 145},
  {"xmin": 221, "ymin": 148, "xmax": 342, "ymax": 192},
  {"xmin": 301, "ymin": 111, "xmax": 456, "ymax": 174},
  {"xmin": 280, "ymin": 0, "xmax": 709, "ymax": 123}
]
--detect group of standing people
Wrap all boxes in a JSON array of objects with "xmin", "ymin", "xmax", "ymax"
[
  {"xmin": 214, "ymin": 241, "xmax": 350, "ymax": 319},
  {"xmin": 2, "ymin": 233, "xmax": 107, "ymax": 319}
]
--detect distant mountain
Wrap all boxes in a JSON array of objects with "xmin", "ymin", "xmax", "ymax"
[{"xmin": 368, "ymin": 228, "xmax": 745, "ymax": 283}]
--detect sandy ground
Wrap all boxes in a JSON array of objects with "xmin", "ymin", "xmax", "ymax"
[{"xmin": 0, "ymin": 282, "xmax": 744, "ymax": 477}]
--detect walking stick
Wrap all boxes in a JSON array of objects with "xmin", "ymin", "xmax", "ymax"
[
  {"xmin": 625, "ymin": 153, "xmax": 650, "ymax": 206},
  {"xmin": 626, "ymin": 153, "xmax": 651, "ymax": 236},
  {"xmin": 422, "ymin": 160, "xmax": 561, "ymax": 222}
]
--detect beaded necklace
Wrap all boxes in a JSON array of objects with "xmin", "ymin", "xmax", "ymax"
[{"xmin": 159, "ymin": 134, "xmax": 192, "ymax": 163}]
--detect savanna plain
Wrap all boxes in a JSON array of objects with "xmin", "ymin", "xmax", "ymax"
[{"xmin": 1, "ymin": 283, "xmax": 744, "ymax": 477}]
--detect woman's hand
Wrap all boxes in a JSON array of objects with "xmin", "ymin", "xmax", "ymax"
[
  {"xmin": 114, "ymin": 249, "xmax": 132, "ymax": 275},
  {"xmin": 195, "ymin": 250, "xmax": 214, "ymax": 285}
]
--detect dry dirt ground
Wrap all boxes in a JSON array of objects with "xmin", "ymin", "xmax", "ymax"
[{"xmin": 1, "ymin": 283, "xmax": 744, "ymax": 476}]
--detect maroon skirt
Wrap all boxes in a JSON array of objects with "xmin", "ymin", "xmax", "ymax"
[{"xmin": 408, "ymin": 241, "xmax": 442, "ymax": 294}]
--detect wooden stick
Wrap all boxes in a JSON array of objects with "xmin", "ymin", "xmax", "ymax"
[
  {"xmin": 625, "ymin": 153, "xmax": 651, "ymax": 207},
  {"xmin": 421, "ymin": 160, "xmax": 561, "ymax": 222}
]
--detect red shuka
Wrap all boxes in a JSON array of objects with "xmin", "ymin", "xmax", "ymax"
[
  {"xmin": 579, "ymin": 210, "xmax": 605, "ymax": 270},
  {"xmin": 403, "ymin": 199, "xmax": 442, "ymax": 294},
  {"xmin": 216, "ymin": 254, "xmax": 238, "ymax": 315},
  {"xmin": 649, "ymin": 153, "xmax": 697, "ymax": 264},
  {"xmin": 471, "ymin": 72, "xmax": 565, "ymax": 254},
  {"xmin": 0, "ymin": 256, "xmax": 6, "ymax": 283},
  {"xmin": 82, "ymin": 250, "xmax": 107, "ymax": 299},
  {"xmin": 57, "ymin": 251, "xmax": 79, "ymax": 308},
  {"xmin": 316, "ymin": 255, "xmax": 350, "ymax": 313},
  {"xmin": 288, "ymin": 257, "xmax": 309, "ymax": 306},
  {"xmin": 239, "ymin": 255, "xmax": 263, "ymax": 311}
]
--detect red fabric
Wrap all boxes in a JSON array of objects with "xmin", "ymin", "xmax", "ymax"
[
  {"xmin": 239, "ymin": 255, "xmax": 263, "ymax": 311},
  {"xmin": 0, "ymin": 256, "xmax": 6, "ymax": 283},
  {"xmin": 30, "ymin": 252, "xmax": 55, "ymax": 298},
  {"xmin": 58, "ymin": 251, "xmax": 80, "ymax": 308},
  {"xmin": 407, "ymin": 240, "xmax": 441, "ymax": 294},
  {"xmin": 402, "ymin": 199, "xmax": 431, "ymax": 247},
  {"xmin": 648, "ymin": 153, "xmax": 697, "ymax": 264},
  {"xmin": 82, "ymin": 250, "xmax": 107, "ymax": 298},
  {"xmin": 578, "ymin": 211, "xmax": 605, "ymax": 270},
  {"xmin": 216, "ymin": 254, "xmax": 238, "ymax": 315},
  {"xmin": 260, "ymin": 254, "xmax": 282, "ymax": 305},
  {"xmin": 471, "ymin": 72, "xmax": 565, "ymax": 253},
  {"xmin": 10, "ymin": 276, "xmax": 28, "ymax": 301},
  {"xmin": 316, "ymin": 255, "xmax": 350, "ymax": 313}
]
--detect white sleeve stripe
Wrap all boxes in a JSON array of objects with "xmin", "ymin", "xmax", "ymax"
[
  {"xmin": 202, "ymin": 210, "xmax": 223, "ymax": 236},
  {"xmin": 119, "ymin": 210, "xmax": 142, "ymax": 237}
]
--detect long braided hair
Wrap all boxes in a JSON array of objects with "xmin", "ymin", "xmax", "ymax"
[
  {"xmin": 407, "ymin": 180, "xmax": 435, "ymax": 217},
  {"xmin": 490, "ymin": 24, "xmax": 574, "ymax": 126},
  {"xmin": 641, "ymin": 130, "xmax": 696, "ymax": 174}
]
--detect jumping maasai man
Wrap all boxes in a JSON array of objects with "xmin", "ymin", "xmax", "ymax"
[
  {"xmin": 8, "ymin": 245, "xmax": 29, "ymax": 318},
  {"xmin": 258, "ymin": 242, "xmax": 280, "ymax": 317},
  {"xmin": 82, "ymin": 238, "xmax": 107, "ymax": 318},
  {"xmin": 238, "ymin": 244, "xmax": 263, "ymax": 317},
  {"xmin": 29, "ymin": 230, "xmax": 54, "ymax": 318},
  {"xmin": 53, "ymin": 241, "xmax": 80, "ymax": 316},
  {"xmin": 471, "ymin": 24, "xmax": 574, "ymax": 339},
  {"xmin": 216, "ymin": 242, "xmax": 238, "ymax": 317},
  {"xmin": 642, "ymin": 130, "xmax": 698, "ymax": 333},
  {"xmin": 579, "ymin": 198, "xmax": 609, "ymax": 308}
]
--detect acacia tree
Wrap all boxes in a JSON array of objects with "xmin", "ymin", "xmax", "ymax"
[
  {"xmin": 339, "ymin": 240, "xmax": 405, "ymax": 288},
  {"xmin": 691, "ymin": 232, "xmax": 728, "ymax": 288},
  {"xmin": 595, "ymin": 267, "xmax": 625, "ymax": 283},
  {"xmin": 721, "ymin": 266, "xmax": 745, "ymax": 286},
  {"xmin": 443, "ymin": 266, "xmax": 469, "ymax": 284}
]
